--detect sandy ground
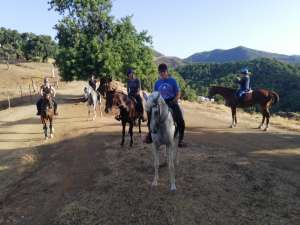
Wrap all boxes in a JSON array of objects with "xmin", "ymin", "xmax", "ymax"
[{"xmin": 0, "ymin": 81, "xmax": 300, "ymax": 225}]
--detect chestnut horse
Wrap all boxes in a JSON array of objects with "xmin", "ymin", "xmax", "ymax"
[
  {"xmin": 208, "ymin": 86, "xmax": 279, "ymax": 131},
  {"xmin": 40, "ymin": 93, "xmax": 54, "ymax": 139}
]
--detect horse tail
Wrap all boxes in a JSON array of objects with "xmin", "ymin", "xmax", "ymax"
[{"xmin": 270, "ymin": 91, "xmax": 279, "ymax": 105}]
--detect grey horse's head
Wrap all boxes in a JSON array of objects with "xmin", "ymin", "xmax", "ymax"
[
  {"xmin": 145, "ymin": 92, "xmax": 161, "ymax": 112},
  {"xmin": 146, "ymin": 92, "xmax": 167, "ymax": 134}
]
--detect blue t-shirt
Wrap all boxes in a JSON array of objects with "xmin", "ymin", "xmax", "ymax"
[{"xmin": 154, "ymin": 76, "xmax": 180, "ymax": 100}]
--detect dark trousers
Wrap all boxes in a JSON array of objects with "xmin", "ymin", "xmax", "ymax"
[
  {"xmin": 36, "ymin": 98, "xmax": 57, "ymax": 112},
  {"xmin": 129, "ymin": 93, "xmax": 144, "ymax": 114},
  {"xmin": 147, "ymin": 99, "xmax": 185, "ymax": 142}
]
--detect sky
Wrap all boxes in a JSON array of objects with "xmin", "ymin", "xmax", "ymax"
[{"xmin": 1, "ymin": 0, "xmax": 300, "ymax": 58}]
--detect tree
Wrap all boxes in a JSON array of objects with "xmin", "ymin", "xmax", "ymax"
[
  {"xmin": 49, "ymin": 0, "xmax": 157, "ymax": 90},
  {"xmin": 0, "ymin": 27, "xmax": 57, "ymax": 62}
]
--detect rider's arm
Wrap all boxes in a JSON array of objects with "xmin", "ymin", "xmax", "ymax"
[
  {"xmin": 174, "ymin": 91, "xmax": 181, "ymax": 102},
  {"xmin": 172, "ymin": 78, "xmax": 180, "ymax": 103}
]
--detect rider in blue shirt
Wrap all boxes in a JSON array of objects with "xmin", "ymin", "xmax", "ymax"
[
  {"xmin": 236, "ymin": 68, "xmax": 251, "ymax": 102},
  {"xmin": 145, "ymin": 63, "xmax": 186, "ymax": 148}
]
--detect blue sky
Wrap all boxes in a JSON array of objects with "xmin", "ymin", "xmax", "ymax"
[{"xmin": 1, "ymin": 0, "xmax": 300, "ymax": 58}]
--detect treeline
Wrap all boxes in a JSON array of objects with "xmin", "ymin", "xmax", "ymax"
[
  {"xmin": 0, "ymin": 27, "xmax": 57, "ymax": 62},
  {"xmin": 176, "ymin": 58, "xmax": 300, "ymax": 112},
  {"xmin": 49, "ymin": 0, "xmax": 196, "ymax": 99}
]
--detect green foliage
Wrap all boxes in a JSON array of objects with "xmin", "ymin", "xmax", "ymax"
[
  {"xmin": 49, "ymin": 0, "xmax": 157, "ymax": 90},
  {"xmin": 177, "ymin": 58, "xmax": 300, "ymax": 112},
  {"xmin": 0, "ymin": 27, "xmax": 57, "ymax": 62}
]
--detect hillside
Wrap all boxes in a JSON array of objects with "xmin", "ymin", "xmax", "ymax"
[
  {"xmin": 177, "ymin": 58, "xmax": 300, "ymax": 112},
  {"xmin": 185, "ymin": 46, "xmax": 300, "ymax": 64},
  {"xmin": 154, "ymin": 55, "xmax": 186, "ymax": 68}
]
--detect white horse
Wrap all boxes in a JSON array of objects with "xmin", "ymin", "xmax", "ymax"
[
  {"xmin": 83, "ymin": 86, "xmax": 102, "ymax": 120},
  {"xmin": 145, "ymin": 91, "xmax": 178, "ymax": 191}
]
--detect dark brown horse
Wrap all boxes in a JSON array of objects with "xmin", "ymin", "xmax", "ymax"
[
  {"xmin": 105, "ymin": 90, "xmax": 144, "ymax": 146},
  {"xmin": 98, "ymin": 76, "xmax": 112, "ymax": 98},
  {"xmin": 208, "ymin": 86, "xmax": 279, "ymax": 131},
  {"xmin": 40, "ymin": 93, "xmax": 54, "ymax": 139}
]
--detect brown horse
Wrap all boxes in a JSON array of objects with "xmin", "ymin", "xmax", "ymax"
[
  {"xmin": 40, "ymin": 93, "xmax": 54, "ymax": 139},
  {"xmin": 208, "ymin": 86, "xmax": 279, "ymax": 131},
  {"xmin": 105, "ymin": 89, "xmax": 144, "ymax": 146}
]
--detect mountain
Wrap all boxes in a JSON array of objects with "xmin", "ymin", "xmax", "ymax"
[
  {"xmin": 155, "ymin": 56, "xmax": 186, "ymax": 68},
  {"xmin": 152, "ymin": 49, "xmax": 164, "ymax": 58},
  {"xmin": 152, "ymin": 49, "xmax": 186, "ymax": 68},
  {"xmin": 176, "ymin": 58, "xmax": 300, "ymax": 112},
  {"xmin": 184, "ymin": 46, "xmax": 300, "ymax": 64}
]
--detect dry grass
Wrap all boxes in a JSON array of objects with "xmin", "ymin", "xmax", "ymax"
[{"xmin": 0, "ymin": 62, "xmax": 58, "ymax": 101}]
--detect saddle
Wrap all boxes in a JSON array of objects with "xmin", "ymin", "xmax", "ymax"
[{"xmin": 237, "ymin": 89, "xmax": 253, "ymax": 105}]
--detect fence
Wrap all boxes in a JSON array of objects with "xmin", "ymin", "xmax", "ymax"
[{"xmin": 1, "ymin": 76, "xmax": 60, "ymax": 111}]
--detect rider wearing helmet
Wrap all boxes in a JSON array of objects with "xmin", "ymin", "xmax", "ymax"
[
  {"xmin": 144, "ymin": 63, "xmax": 186, "ymax": 148},
  {"xmin": 236, "ymin": 67, "xmax": 251, "ymax": 103},
  {"xmin": 115, "ymin": 68, "xmax": 145, "ymax": 121},
  {"xmin": 36, "ymin": 77, "xmax": 58, "ymax": 115}
]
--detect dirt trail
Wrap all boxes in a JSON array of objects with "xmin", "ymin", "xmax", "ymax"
[{"xmin": 0, "ymin": 82, "xmax": 300, "ymax": 225}]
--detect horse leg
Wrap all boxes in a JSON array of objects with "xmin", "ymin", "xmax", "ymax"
[
  {"xmin": 88, "ymin": 106, "xmax": 90, "ymax": 121},
  {"xmin": 258, "ymin": 114, "xmax": 265, "ymax": 129},
  {"xmin": 49, "ymin": 118, "xmax": 54, "ymax": 138},
  {"xmin": 234, "ymin": 112, "xmax": 238, "ymax": 126},
  {"xmin": 121, "ymin": 121, "xmax": 126, "ymax": 146},
  {"xmin": 264, "ymin": 108, "xmax": 271, "ymax": 131},
  {"xmin": 152, "ymin": 143, "xmax": 159, "ymax": 187},
  {"xmin": 99, "ymin": 101, "xmax": 103, "ymax": 117},
  {"xmin": 167, "ymin": 144, "xmax": 176, "ymax": 191},
  {"xmin": 258, "ymin": 106, "xmax": 266, "ymax": 129},
  {"xmin": 230, "ymin": 107, "xmax": 236, "ymax": 128},
  {"xmin": 129, "ymin": 121, "xmax": 134, "ymax": 147},
  {"xmin": 138, "ymin": 118, "xmax": 142, "ymax": 134},
  {"xmin": 43, "ymin": 123, "xmax": 48, "ymax": 139},
  {"xmin": 93, "ymin": 105, "xmax": 96, "ymax": 121}
]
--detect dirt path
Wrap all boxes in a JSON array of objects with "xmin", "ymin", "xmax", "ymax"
[{"xmin": 0, "ymin": 83, "xmax": 300, "ymax": 225}]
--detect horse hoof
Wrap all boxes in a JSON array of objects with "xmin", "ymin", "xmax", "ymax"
[
  {"xmin": 50, "ymin": 134, "xmax": 54, "ymax": 139},
  {"xmin": 151, "ymin": 181, "xmax": 158, "ymax": 187},
  {"xmin": 229, "ymin": 125, "xmax": 234, "ymax": 128},
  {"xmin": 170, "ymin": 185, "xmax": 177, "ymax": 192},
  {"xmin": 264, "ymin": 128, "xmax": 268, "ymax": 132}
]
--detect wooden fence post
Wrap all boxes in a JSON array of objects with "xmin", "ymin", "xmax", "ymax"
[
  {"xmin": 29, "ymin": 84, "xmax": 32, "ymax": 100},
  {"xmin": 31, "ymin": 78, "xmax": 36, "ymax": 93}
]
